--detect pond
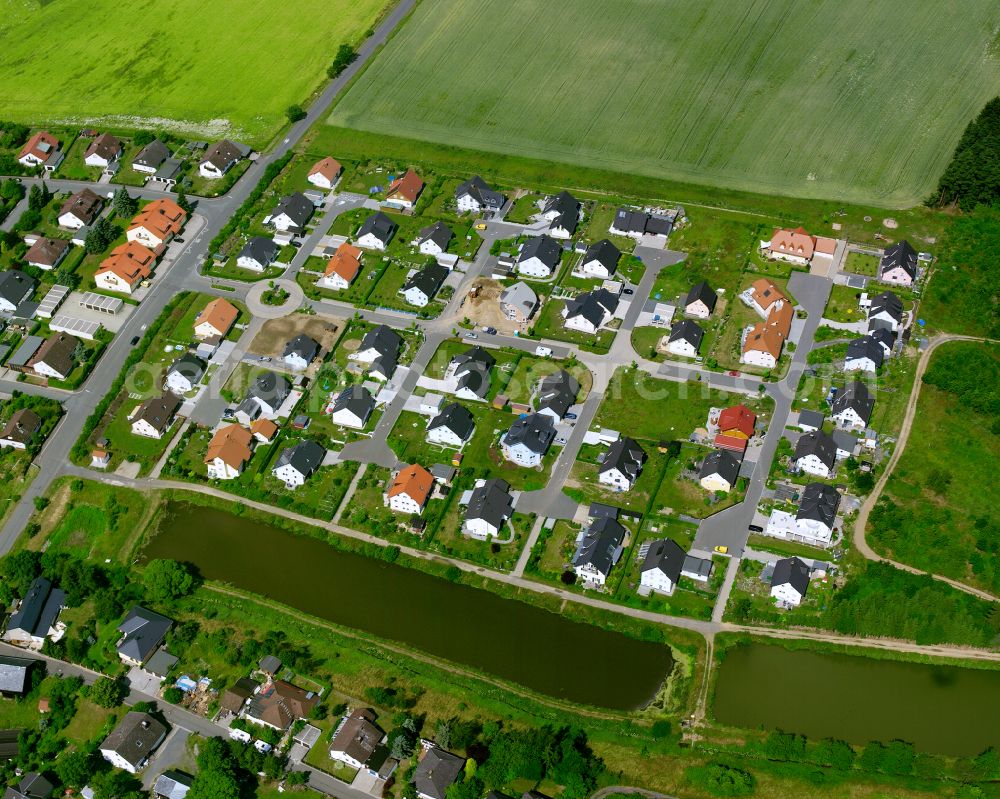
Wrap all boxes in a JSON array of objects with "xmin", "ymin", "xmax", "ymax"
[
  {"xmin": 144, "ymin": 502, "xmax": 674, "ymax": 710},
  {"xmin": 713, "ymin": 642, "xmax": 1000, "ymax": 755}
]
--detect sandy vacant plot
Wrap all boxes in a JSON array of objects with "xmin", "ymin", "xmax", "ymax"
[
  {"xmin": 249, "ymin": 314, "xmax": 344, "ymax": 358},
  {"xmin": 461, "ymin": 278, "xmax": 542, "ymax": 334}
]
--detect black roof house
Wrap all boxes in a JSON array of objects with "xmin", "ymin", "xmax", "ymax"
[
  {"xmin": 332, "ymin": 385, "xmax": 375, "ymax": 422},
  {"xmin": 466, "ymin": 478, "xmax": 514, "ymax": 530},
  {"xmin": 428, "ymin": 402, "xmax": 475, "ymax": 440},
  {"xmin": 456, "ymin": 176, "xmax": 505, "ymax": 210},
  {"xmin": 685, "ymin": 281, "xmax": 717, "ymax": 314},
  {"xmin": 797, "ymin": 483, "xmax": 840, "ymax": 527},
  {"xmin": 3, "ymin": 772, "xmax": 53, "ymax": 799},
  {"xmin": 238, "ymin": 236, "xmax": 279, "ymax": 266},
  {"xmin": 0, "ymin": 271, "xmax": 37, "ymax": 309},
  {"xmin": 831, "ymin": 381, "xmax": 874, "ymax": 425},
  {"xmin": 582, "ymin": 239, "xmax": 621, "ymax": 274},
  {"xmin": 537, "ymin": 369, "xmax": 580, "ymax": 418},
  {"xmin": 771, "ymin": 556, "xmax": 811, "ymax": 597},
  {"xmin": 404, "ymin": 263, "xmax": 449, "ymax": 301},
  {"xmin": 640, "ymin": 538, "xmax": 685, "ymax": 585},
  {"xmin": 360, "ymin": 325, "xmax": 402, "ymax": 360},
  {"xmin": 0, "ymin": 656, "xmax": 38, "ymax": 697},
  {"xmin": 699, "ymin": 449, "xmax": 741, "ymax": 485},
  {"xmin": 668, "ymin": 319, "xmax": 704, "ymax": 349},
  {"xmin": 5, "ymin": 577, "xmax": 65, "ymax": 642},
  {"xmin": 167, "ymin": 354, "xmax": 206, "ymax": 384},
  {"xmin": 879, "ymin": 240, "xmax": 918, "ymax": 281},
  {"xmin": 272, "ymin": 193, "xmax": 314, "ymax": 229},
  {"xmin": 358, "ymin": 211, "xmax": 397, "ymax": 246},
  {"xmin": 274, "ymin": 440, "xmax": 325, "ymax": 479},
  {"xmin": 572, "ymin": 517, "xmax": 625, "ymax": 575},
  {"xmin": 542, "ymin": 191, "xmax": 581, "ymax": 235},
  {"xmin": 133, "ymin": 139, "xmax": 170, "ymax": 170},
  {"xmin": 868, "ymin": 290, "xmax": 903, "ymax": 332},
  {"xmin": 249, "ymin": 371, "xmax": 291, "ymax": 408},
  {"xmin": 504, "ymin": 412, "xmax": 556, "ymax": 454},
  {"xmin": 413, "ymin": 747, "xmax": 464, "ymax": 799},
  {"xmin": 517, "ymin": 235, "xmax": 561, "ymax": 270},
  {"xmin": 418, "ymin": 221, "xmax": 453, "ymax": 251},
  {"xmin": 794, "ymin": 430, "xmax": 838, "ymax": 470},
  {"xmin": 283, "ymin": 334, "xmax": 320, "ymax": 364},
  {"xmin": 117, "ymin": 606, "xmax": 172, "ymax": 664},
  {"xmin": 846, "ymin": 336, "xmax": 884, "ymax": 368},
  {"xmin": 564, "ymin": 288, "xmax": 618, "ymax": 329},
  {"xmin": 599, "ymin": 437, "xmax": 646, "ymax": 483}
]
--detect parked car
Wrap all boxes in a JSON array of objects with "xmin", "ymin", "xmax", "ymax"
[
  {"xmin": 713, "ymin": 545, "xmax": 729, "ymax": 555},
  {"xmin": 748, "ymin": 524, "xmax": 763, "ymax": 533},
  {"xmin": 130, "ymin": 335, "xmax": 140, "ymax": 345},
  {"xmin": 535, "ymin": 346, "xmax": 552, "ymax": 357},
  {"xmin": 565, "ymin": 412, "xmax": 578, "ymax": 420},
  {"xmin": 482, "ymin": 326, "xmax": 497, "ymax": 334},
  {"xmin": 623, "ymin": 288, "xmax": 634, "ymax": 295},
  {"xmin": 728, "ymin": 370, "xmax": 741, "ymax": 376},
  {"xmin": 464, "ymin": 332, "xmax": 478, "ymax": 339}
]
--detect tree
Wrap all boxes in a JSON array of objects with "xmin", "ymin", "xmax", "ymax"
[
  {"xmin": 90, "ymin": 769, "xmax": 143, "ymax": 799},
  {"xmin": 164, "ymin": 686, "xmax": 184, "ymax": 704},
  {"xmin": 327, "ymin": 44, "xmax": 357, "ymax": 78},
  {"xmin": 435, "ymin": 718, "xmax": 452, "ymax": 749},
  {"xmin": 188, "ymin": 766, "xmax": 240, "ymax": 799},
  {"xmin": 84, "ymin": 216, "xmax": 115, "ymax": 254},
  {"xmin": 55, "ymin": 749, "xmax": 96, "ymax": 788},
  {"xmin": 175, "ymin": 186, "xmax": 193, "ymax": 214},
  {"xmin": 810, "ymin": 738, "xmax": 855, "ymax": 771},
  {"xmin": 286, "ymin": 105, "xmax": 307, "ymax": 123},
  {"xmin": 446, "ymin": 777, "xmax": 482, "ymax": 799},
  {"xmin": 113, "ymin": 187, "xmax": 138, "ymax": 218},
  {"xmin": 685, "ymin": 763, "xmax": 755, "ymax": 797},
  {"xmin": 144, "ymin": 558, "xmax": 197, "ymax": 603},
  {"xmin": 90, "ymin": 676, "xmax": 127, "ymax": 708}
]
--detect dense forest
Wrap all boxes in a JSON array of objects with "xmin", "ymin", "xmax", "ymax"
[{"xmin": 932, "ymin": 96, "xmax": 1000, "ymax": 209}]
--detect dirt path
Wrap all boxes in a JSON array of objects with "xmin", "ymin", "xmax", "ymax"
[{"xmin": 853, "ymin": 333, "xmax": 1000, "ymax": 603}]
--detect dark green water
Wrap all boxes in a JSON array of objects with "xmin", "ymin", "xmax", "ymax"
[
  {"xmin": 714, "ymin": 643, "xmax": 1000, "ymax": 756},
  {"xmin": 144, "ymin": 502, "xmax": 674, "ymax": 709}
]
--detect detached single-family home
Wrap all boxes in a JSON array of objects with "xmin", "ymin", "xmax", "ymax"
[
  {"xmin": 2, "ymin": 576, "xmax": 65, "ymax": 649},
  {"xmin": 283, "ymin": 334, "xmax": 320, "ymax": 371},
  {"xmin": 199, "ymin": 140, "xmax": 249, "ymax": 178},
  {"xmin": 501, "ymin": 412, "xmax": 555, "ymax": 467},
  {"xmin": 130, "ymin": 393, "xmax": 181, "ymax": 438},
  {"xmin": 833, "ymin": 429, "xmax": 858, "ymax": 460},
  {"xmin": 639, "ymin": 538, "xmax": 686, "ymax": 596},
  {"xmin": 499, "ymin": 281, "xmax": 538, "ymax": 323},
  {"xmin": 205, "ymin": 424, "xmax": 254, "ymax": 480},
  {"xmin": 272, "ymin": 440, "xmax": 325, "ymax": 488},
  {"xmin": 830, "ymin": 381, "xmax": 874, "ymax": 429},
  {"xmin": 563, "ymin": 287, "xmax": 618, "ymax": 334},
  {"xmin": 236, "ymin": 371, "xmax": 290, "ymax": 423},
  {"xmin": 329, "ymin": 709, "xmax": 386, "ymax": 771},
  {"xmin": 245, "ymin": 680, "xmax": 318, "ymax": 732},
  {"xmin": 450, "ymin": 346, "xmax": 495, "ymax": 400},
  {"xmin": 403, "ymin": 263, "xmax": 448, "ymax": 307},
  {"xmin": 386, "ymin": 463, "xmax": 435, "ymax": 515},
  {"xmin": 464, "ymin": 478, "xmax": 514, "ymax": 540},
  {"xmin": 369, "ymin": 353, "xmax": 397, "ymax": 382},
  {"xmin": 536, "ymin": 369, "xmax": 579, "ymax": 420},
  {"xmin": 132, "ymin": 139, "xmax": 171, "ymax": 174},
  {"xmin": 572, "ymin": 517, "xmax": 625, "ymax": 588},
  {"xmin": 716, "ymin": 404, "xmax": 756, "ymax": 453},
  {"xmin": 329, "ymin": 385, "xmax": 375, "ymax": 429},
  {"xmin": 385, "ymin": 169, "xmax": 424, "ymax": 208},
  {"xmin": 17, "ymin": 131, "xmax": 63, "ymax": 170},
  {"xmin": 868, "ymin": 290, "xmax": 903, "ymax": 333},
  {"xmin": 797, "ymin": 409, "xmax": 824, "ymax": 433},
  {"xmin": 356, "ymin": 211, "xmax": 397, "ymax": 250},
  {"xmin": 455, "ymin": 176, "xmax": 505, "ymax": 214},
  {"xmin": 413, "ymin": 747, "xmax": 464, "ymax": 799},
  {"xmin": 0, "ymin": 409, "xmax": 41, "ymax": 451},
  {"xmin": 237, "ymin": 237, "xmax": 280, "ymax": 272},
  {"xmin": 116, "ymin": 606, "xmax": 172, "ymax": 667},
  {"xmin": 194, "ymin": 297, "xmax": 239, "ymax": 339},
  {"xmin": 742, "ymin": 301, "xmax": 793, "ymax": 369},
  {"xmin": 699, "ymin": 449, "xmax": 741, "ymax": 493},
  {"xmin": 95, "ymin": 240, "xmax": 157, "ymax": 294},
  {"xmin": 879, "ymin": 240, "xmax": 917, "ymax": 287},
  {"xmin": 427, "ymin": 402, "xmax": 475, "ymax": 447},
  {"xmin": 794, "ymin": 430, "xmax": 837, "ymax": 478},
  {"xmin": 164, "ymin": 354, "xmax": 206, "ymax": 394},
  {"xmin": 743, "ymin": 278, "xmax": 788, "ymax": 318},
  {"xmin": 684, "ymin": 281, "xmax": 717, "ymax": 319},
  {"xmin": 83, "ymin": 133, "xmax": 122, "ymax": 168},
  {"xmin": 541, "ymin": 191, "xmax": 581, "ymax": 238},
  {"xmin": 307, "ymin": 157, "xmax": 342, "ymax": 190},
  {"xmin": 417, "ymin": 221, "xmax": 453, "ymax": 256},
  {"xmin": 599, "ymin": 436, "xmax": 646, "ymax": 491},
  {"xmin": 770, "ymin": 557, "xmax": 811, "ymax": 607},
  {"xmin": 322, "ymin": 242, "xmax": 363, "ymax": 290},
  {"xmin": 761, "ymin": 227, "xmax": 816, "ymax": 265},
  {"xmin": 765, "ymin": 482, "xmax": 840, "ymax": 547},
  {"xmin": 0, "ymin": 270, "xmax": 37, "ymax": 312},
  {"xmin": 2, "ymin": 772, "xmax": 53, "ymax": 799},
  {"xmin": 0, "ymin": 657, "xmax": 38, "ymax": 698},
  {"xmin": 580, "ymin": 239, "xmax": 621, "ymax": 278},
  {"xmin": 666, "ymin": 319, "xmax": 704, "ymax": 358},
  {"xmin": 127, "ymin": 198, "xmax": 187, "ymax": 249},
  {"xmin": 270, "ymin": 193, "xmax": 314, "ymax": 233},
  {"xmin": 58, "ymin": 188, "xmax": 103, "ymax": 229},
  {"xmin": 516, "ymin": 235, "xmax": 561, "ymax": 278},
  {"xmin": 25, "ymin": 237, "xmax": 69, "ymax": 271},
  {"xmin": 100, "ymin": 712, "xmax": 167, "ymax": 774},
  {"xmin": 609, "ymin": 207, "xmax": 673, "ymax": 238},
  {"xmin": 354, "ymin": 325, "xmax": 401, "ymax": 364},
  {"xmin": 844, "ymin": 336, "xmax": 884, "ymax": 373}
]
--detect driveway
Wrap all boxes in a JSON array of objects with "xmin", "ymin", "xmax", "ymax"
[{"xmin": 142, "ymin": 726, "xmax": 192, "ymax": 788}]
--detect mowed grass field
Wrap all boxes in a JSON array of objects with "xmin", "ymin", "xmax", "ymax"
[
  {"xmin": 329, "ymin": 0, "xmax": 1000, "ymax": 206},
  {"xmin": 0, "ymin": 0, "xmax": 388, "ymax": 145}
]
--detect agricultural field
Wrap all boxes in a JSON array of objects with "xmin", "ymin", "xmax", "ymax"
[
  {"xmin": 0, "ymin": 0, "xmax": 389, "ymax": 145},
  {"xmin": 328, "ymin": 0, "xmax": 1000, "ymax": 206}
]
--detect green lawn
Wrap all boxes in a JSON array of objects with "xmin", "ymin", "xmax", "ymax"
[
  {"xmin": 651, "ymin": 443, "xmax": 744, "ymax": 518},
  {"xmin": 822, "ymin": 284, "xmax": 866, "ymax": 324},
  {"xmin": 568, "ymin": 446, "xmax": 669, "ymax": 515},
  {"xmin": 533, "ymin": 299, "xmax": 616, "ymax": 353},
  {"xmin": 844, "ymin": 250, "xmax": 880, "ymax": 276},
  {"xmin": 0, "ymin": 0, "xmax": 390, "ymax": 145}
]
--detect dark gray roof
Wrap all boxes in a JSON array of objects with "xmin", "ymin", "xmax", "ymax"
[
  {"xmin": 358, "ymin": 211, "xmax": 397, "ymax": 244},
  {"xmin": 418, "ymin": 221, "xmax": 453, "ymax": 250},
  {"xmin": 797, "ymin": 483, "xmax": 840, "ymax": 526},
  {"xmin": 517, "ymin": 235, "xmax": 561, "ymax": 268},
  {"xmin": 168, "ymin": 354, "xmax": 206, "ymax": 383},
  {"xmin": 100, "ymin": 712, "xmax": 167, "ymax": 769},
  {"xmin": 283, "ymin": 334, "xmax": 320, "ymax": 363},
  {"xmin": 456, "ymin": 176, "xmax": 504, "ymax": 209},
  {"xmin": 537, "ymin": 369, "xmax": 579, "ymax": 417},
  {"xmin": 404, "ymin": 263, "xmax": 448, "ymax": 300},
  {"xmin": 582, "ymin": 239, "xmax": 620, "ymax": 272},
  {"xmin": 831, "ymin": 381, "xmax": 874, "ymax": 424},
  {"xmin": 134, "ymin": 393, "xmax": 181, "ymax": 434},
  {"xmin": 832, "ymin": 429, "xmax": 858, "ymax": 454},
  {"xmin": 794, "ymin": 430, "xmax": 837, "ymax": 470},
  {"xmin": 504, "ymin": 412, "xmax": 555, "ymax": 454},
  {"xmin": 700, "ymin": 449, "xmax": 741, "ymax": 484},
  {"xmin": 880, "ymin": 240, "xmax": 917, "ymax": 280},
  {"xmin": 428, "ymin": 402, "xmax": 475, "ymax": 440},
  {"xmin": 249, "ymin": 370, "xmax": 290, "ymax": 407},
  {"xmin": 612, "ymin": 207, "xmax": 671, "ymax": 236},
  {"xmin": 360, "ymin": 325, "xmax": 402, "ymax": 360},
  {"xmin": 869, "ymin": 290, "xmax": 903, "ymax": 321},
  {"xmin": 274, "ymin": 440, "xmax": 325, "ymax": 478},
  {"xmin": 239, "ymin": 236, "xmax": 279, "ymax": 265},
  {"xmin": 599, "ymin": 436, "xmax": 646, "ymax": 481},
  {"xmin": 640, "ymin": 538, "xmax": 685, "ymax": 583},
  {"xmin": 589, "ymin": 502, "xmax": 619, "ymax": 519},
  {"xmin": 333, "ymin": 385, "xmax": 375, "ymax": 420},
  {"xmin": 273, "ymin": 193, "xmax": 314, "ymax": 228},
  {"xmin": 202, "ymin": 139, "xmax": 245, "ymax": 170},
  {"xmin": 260, "ymin": 654, "xmax": 282, "ymax": 674},
  {"xmin": 564, "ymin": 288, "xmax": 618, "ymax": 328},
  {"xmin": 798, "ymin": 409, "xmax": 824, "ymax": 428},
  {"xmin": 846, "ymin": 336, "xmax": 884, "ymax": 367},
  {"xmin": 452, "ymin": 345, "xmax": 495, "ymax": 375},
  {"xmin": 668, "ymin": 318, "xmax": 704, "ymax": 348},
  {"xmin": 133, "ymin": 139, "xmax": 170, "ymax": 169},
  {"xmin": 370, "ymin": 353, "xmax": 397, "ymax": 379},
  {"xmin": 771, "ymin": 556, "xmax": 810, "ymax": 596},
  {"xmin": 685, "ymin": 281, "xmax": 717, "ymax": 312},
  {"xmin": 572, "ymin": 517, "xmax": 625, "ymax": 575},
  {"xmin": 117, "ymin": 606, "xmax": 172, "ymax": 664},
  {"xmin": 870, "ymin": 327, "xmax": 895, "ymax": 350},
  {"xmin": 4, "ymin": 773, "xmax": 53, "ymax": 799},
  {"xmin": 0, "ymin": 271, "xmax": 37, "ymax": 307},
  {"xmin": 466, "ymin": 478, "xmax": 513, "ymax": 529},
  {"xmin": 542, "ymin": 191, "xmax": 581, "ymax": 234},
  {"xmin": 6, "ymin": 577, "xmax": 64, "ymax": 639},
  {"xmin": 682, "ymin": 554, "xmax": 713, "ymax": 580},
  {"xmin": 413, "ymin": 747, "xmax": 464, "ymax": 799},
  {"xmin": 0, "ymin": 656, "xmax": 36, "ymax": 696}
]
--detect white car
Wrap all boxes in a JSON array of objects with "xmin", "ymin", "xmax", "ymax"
[{"xmin": 535, "ymin": 346, "xmax": 552, "ymax": 357}]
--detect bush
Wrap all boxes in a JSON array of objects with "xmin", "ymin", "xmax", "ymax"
[
  {"xmin": 89, "ymin": 676, "xmax": 127, "ymax": 708},
  {"xmin": 685, "ymin": 762, "xmax": 756, "ymax": 797},
  {"xmin": 286, "ymin": 105, "xmax": 307, "ymax": 123}
]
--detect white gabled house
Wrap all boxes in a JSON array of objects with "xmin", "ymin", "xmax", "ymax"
[
  {"xmin": 463, "ymin": 478, "xmax": 514, "ymax": 540},
  {"xmin": 571, "ymin": 517, "xmax": 625, "ymax": 589},
  {"xmin": 770, "ymin": 557, "xmax": 811, "ymax": 607},
  {"xmin": 516, "ymin": 235, "xmax": 561, "ymax": 278},
  {"xmin": 639, "ymin": 538, "xmax": 685, "ymax": 596},
  {"xmin": 598, "ymin": 437, "xmax": 646, "ymax": 491},
  {"xmin": 426, "ymin": 402, "xmax": 475, "ymax": 448},
  {"xmin": 385, "ymin": 464, "xmax": 434, "ymax": 515}
]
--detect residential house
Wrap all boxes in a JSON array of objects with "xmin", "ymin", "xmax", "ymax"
[
  {"xmin": 868, "ymin": 290, "xmax": 903, "ymax": 333},
  {"xmin": 870, "ymin": 327, "xmax": 895, "ymax": 357},
  {"xmin": 329, "ymin": 709, "xmax": 387, "ymax": 771},
  {"xmin": 0, "ymin": 410, "xmax": 41, "ymax": 450},
  {"xmin": 540, "ymin": 191, "xmax": 581, "ymax": 238},
  {"xmin": 130, "ymin": 393, "xmax": 181, "ymax": 438},
  {"xmin": 164, "ymin": 354, "xmax": 205, "ymax": 394},
  {"xmin": 386, "ymin": 463, "xmax": 435, "ymax": 515},
  {"xmin": 2, "ymin": 772, "xmax": 53, "ymax": 799},
  {"xmin": 355, "ymin": 211, "xmax": 397, "ymax": 250},
  {"xmin": 194, "ymin": 298, "xmax": 239, "ymax": 339},
  {"xmin": 498, "ymin": 281, "xmax": 538, "ymax": 323},
  {"xmin": 132, "ymin": 140, "xmax": 171, "ymax": 174},
  {"xmin": 765, "ymin": 482, "xmax": 840, "ymax": 547},
  {"xmin": 204, "ymin": 424, "xmax": 254, "ymax": 480},
  {"xmin": 579, "ymin": 240, "xmax": 621, "ymax": 278},
  {"xmin": 572, "ymin": 517, "xmax": 626, "ymax": 588},
  {"xmin": 455, "ymin": 176, "xmax": 504, "ymax": 213},
  {"xmin": 116, "ymin": 606, "xmax": 172, "ymax": 666},
  {"xmin": 322, "ymin": 242, "xmax": 363, "ymax": 290},
  {"xmin": 684, "ymin": 281, "xmax": 717, "ymax": 318},
  {"xmin": 353, "ymin": 325, "xmax": 402, "ymax": 365},
  {"xmin": 797, "ymin": 409, "xmax": 824, "ymax": 432},
  {"xmin": 237, "ymin": 237, "xmax": 279, "ymax": 272},
  {"xmin": 413, "ymin": 747, "xmax": 464, "ymax": 799},
  {"xmin": 761, "ymin": 227, "xmax": 817, "ymax": 265},
  {"xmin": 427, "ymin": 402, "xmax": 475, "ymax": 447},
  {"xmin": 516, "ymin": 235, "xmax": 561, "ymax": 278},
  {"xmin": 100, "ymin": 712, "xmax": 167, "ymax": 773},
  {"xmin": 28, "ymin": 333, "xmax": 78, "ymax": 381},
  {"xmin": 385, "ymin": 169, "xmax": 424, "ymax": 209},
  {"xmin": 501, "ymin": 412, "xmax": 555, "ymax": 467},
  {"xmin": 715, "ymin": 404, "xmax": 756, "ymax": 452},
  {"xmin": 283, "ymin": 334, "xmax": 320, "ymax": 371},
  {"xmin": 879, "ymin": 240, "xmax": 917, "ymax": 287},
  {"xmin": 58, "ymin": 188, "xmax": 103, "ymax": 229},
  {"xmin": 450, "ymin": 346, "xmax": 495, "ymax": 400},
  {"xmin": 844, "ymin": 336, "xmax": 884, "ymax": 373},
  {"xmin": 250, "ymin": 418, "xmax": 278, "ymax": 444},
  {"xmin": 770, "ymin": 557, "xmax": 810, "ymax": 607},
  {"xmin": 562, "ymin": 288, "xmax": 618, "ymax": 334},
  {"xmin": 598, "ymin": 437, "xmax": 646, "ymax": 491},
  {"xmin": 272, "ymin": 440, "xmax": 326, "ymax": 488},
  {"xmin": 639, "ymin": 538, "xmax": 686, "ymax": 596},
  {"xmin": 665, "ymin": 319, "xmax": 703, "ymax": 358},
  {"xmin": 95, "ymin": 240, "xmax": 157, "ymax": 294},
  {"xmin": 270, "ymin": 193, "xmax": 314, "ymax": 233},
  {"xmin": 307, "ymin": 157, "xmax": 342, "ymax": 190},
  {"xmin": 198, "ymin": 140, "xmax": 249, "ymax": 178},
  {"xmin": 833, "ymin": 429, "xmax": 859, "ymax": 458},
  {"xmin": 0, "ymin": 270, "xmax": 37, "ymax": 312},
  {"xmin": 418, "ymin": 221, "xmax": 453, "ymax": 256},
  {"xmin": 536, "ymin": 369, "xmax": 579, "ymax": 420},
  {"xmin": 127, "ymin": 198, "xmax": 187, "ymax": 249},
  {"xmin": 152, "ymin": 771, "xmax": 193, "ymax": 799},
  {"xmin": 220, "ymin": 677, "xmax": 258, "ymax": 715},
  {"xmin": 609, "ymin": 207, "xmax": 672, "ymax": 239},
  {"xmin": 368, "ymin": 352, "xmax": 397, "ymax": 382},
  {"xmin": 0, "ymin": 656, "xmax": 38, "ymax": 698},
  {"xmin": 17, "ymin": 131, "xmax": 62, "ymax": 171},
  {"xmin": 329, "ymin": 385, "xmax": 375, "ymax": 428},
  {"xmin": 2, "ymin": 577, "xmax": 65, "ymax": 650},
  {"xmin": 245, "ymin": 680, "xmax": 318, "ymax": 731},
  {"xmin": 830, "ymin": 381, "xmax": 874, "ymax": 429},
  {"xmin": 741, "ymin": 301, "xmax": 793, "ymax": 369},
  {"xmin": 24, "ymin": 237, "xmax": 69, "ymax": 271},
  {"xmin": 699, "ymin": 449, "xmax": 741, "ymax": 493},
  {"xmin": 403, "ymin": 263, "xmax": 448, "ymax": 307},
  {"xmin": 743, "ymin": 278, "xmax": 788, "ymax": 318},
  {"xmin": 83, "ymin": 132, "xmax": 122, "ymax": 168},
  {"xmin": 464, "ymin": 478, "xmax": 514, "ymax": 540},
  {"xmin": 794, "ymin": 430, "xmax": 837, "ymax": 478}
]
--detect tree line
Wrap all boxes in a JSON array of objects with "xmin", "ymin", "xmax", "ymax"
[{"xmin": 931, "ymin": 96, "xmax": 1000, "ymax": 209}]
